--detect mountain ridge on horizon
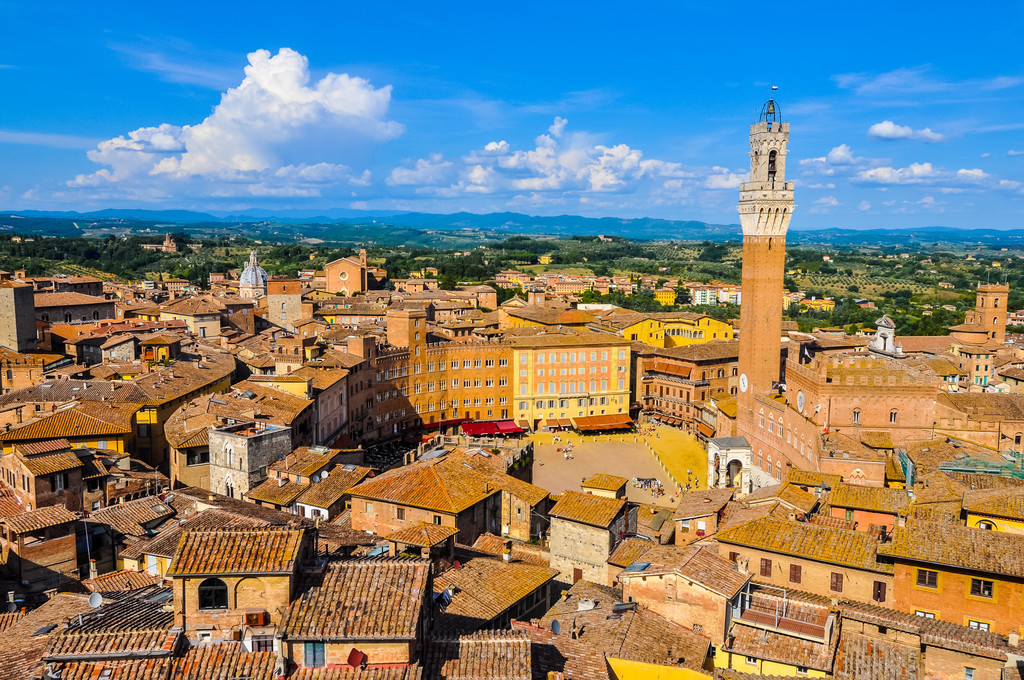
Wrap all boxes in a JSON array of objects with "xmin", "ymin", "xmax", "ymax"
[{"xmin": 2, "ymin": 207, "xmax": 1013, "ymax": 235}]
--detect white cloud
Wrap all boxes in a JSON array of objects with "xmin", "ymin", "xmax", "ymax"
[
  {"xmin": 856, "ymin": 162, "xmax": 938, "ymax": 184},
  {"xmin": 867, "ymin": 120, "xmax": 946, "ymax": 143},
  {"xmin": 388, "ymin": 117, "xmax": 700, "ymax": 204},
  {"xmin": 827, "ymin": 144, "xmax": 856, "ymax": 164},
  {"xmin": 858, "ymin": 200, "xmax": 871, "ymax": 211},
  {"xmin": 549, "ymin": 116, "xmax": 568, "ymax": 138},
  {"xmin": 705, "ymin": 168, "xmax": 745, "ymax": 189},
  {"xmin": 956, "ymin": 168, "xmax": 990, "ymax": 182},
  {"xmin": 981, "ymin": 152, "xmax": 991, "ymax": 158},
  {"xmin": 388, "ymin": 154, "xmax": 453, "ymax": 186},
  {"xmin": 65, "ymin": 48, "xmax": 402, "ymax": 199},
  {"xmin": 808, "ymin": 195, "xmax": 839, "ymax": 214},
  {"xmin": 1009, "ymin": 150, "xmax": 1024, "ymax": 156}
]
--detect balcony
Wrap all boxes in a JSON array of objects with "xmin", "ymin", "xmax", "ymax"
[{"xmin": 731, "ymin": 585, "xmax": 833, "ymax": 642}]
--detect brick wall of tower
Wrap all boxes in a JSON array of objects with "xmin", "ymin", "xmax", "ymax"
[
  {"xmin": 966, "ymin": 283, "xmax": 1009, "ymax": 343},
  {"xmin": 737, "ymin": 234, "xmax": 786, "ymax": 403}
]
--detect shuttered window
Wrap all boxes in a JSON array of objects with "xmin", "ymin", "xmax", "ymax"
[
  {"xmin": 760, "ymin": 559, "xmax": 772, "ymax": 577},
  {"xmin": 872, "ymin": 581, "xmax": 886, "ymax": 602},
  {"xmin": 789, "ymin": 564, "xmax": 802, "ymax": 584},
  {"xmin": 830, "ymin": 572, "xmax": 844, "ymax": 593}
]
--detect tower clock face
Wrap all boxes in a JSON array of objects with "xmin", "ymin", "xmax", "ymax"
[
  {"xmin": 739, "ymin": 373, "xmax": 748, "ymax": 393},
  {"xmin": 797, "ymin": 390, "xmax": 805, "ymax": 413}
]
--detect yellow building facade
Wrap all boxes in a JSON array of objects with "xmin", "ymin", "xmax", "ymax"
[{"xmin": 512, "ymin": 334, "xmax": 631, "ymax": 426}]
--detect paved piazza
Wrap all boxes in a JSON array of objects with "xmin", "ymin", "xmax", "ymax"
[{"xmin": 530, "ymin": 427, "xmax": 707, "ymax": 508}]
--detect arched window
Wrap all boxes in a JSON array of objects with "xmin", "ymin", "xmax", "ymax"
[
  {"xmin": 995, "ymin": 298, "xmax": 1000, "ymax": 309},
  {"xmin": 64, "ymin": 312, "xmax": 72, "ymax": 323},
  {"xmin": 853, "ymin": 409, "xmax": 861, "ymax": 425},
  {"xmin": 978, "ymin": 520, "xmax": 995, "ymax": 531},
  {"xmin": 993, "ymin": 317, "xmax": 999, "ymax": 326},
  {"xmin": 767, "ymin": 150, "xmax": 777, "ymax": 180},
  {"xmin": 198, "ymin": 578, "xmax": 228, "ymax": 610},
  {"xmin": 732, "ymin": 368, "xmax": 738, "ymax": 376},
  {"xmin": 717, "ymin": 369, "xmax": 725, "ymax": 378},
  {"xmin": 93, "ymin": 310, "xmax": 100, "ymax": 320},
  {"xmin": 890, "ymin": 410, "xmax": 898, "ymax": 424}
]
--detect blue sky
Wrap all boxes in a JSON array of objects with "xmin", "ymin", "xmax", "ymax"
[{"xmin": 2, "ymin": 0, "xmax": 1022, "ymax": 228}]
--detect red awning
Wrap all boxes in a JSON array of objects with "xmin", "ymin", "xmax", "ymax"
[
  {"xmin": 461, "ymin": 422, "xmax": 500, "ymax": 436},
  {"xmin": 496, "ymin": 421, "xmax": 525, "ymax": 434},
  {"xmin": 697, "ymin": 422, "xmax": 715, "ymax": 437}
]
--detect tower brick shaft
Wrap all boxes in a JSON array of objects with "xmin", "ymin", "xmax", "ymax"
[{"xmin": 737, "ymin": 100, "xmax": 795, "ymax": 406}]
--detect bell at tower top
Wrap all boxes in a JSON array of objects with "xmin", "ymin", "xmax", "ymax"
[{"xmin": 759, "ymin": 97, "xmax": 781, "ymax": 125}]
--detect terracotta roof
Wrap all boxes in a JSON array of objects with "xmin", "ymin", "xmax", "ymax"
[
  {"xmin": 827, "ymin": 484, "xmax": 911, "ymax": 514},
  {"xmin": 167, "ymin": 527, "xmax": 307, "ymax": 576},
  {"xmin": 0, "ymin": 504, "xmax": 78, "ymax": 533},
  {"xmin": 860, "ymin": 430, "xmax": 895, "ymax": 449},
  {"xmin": 282, "ymin": 558, "xmax": 429, "ymax": 640},
  {"xmin": 88, "ymin": 496, "xmax": 176, "ymax": 537},
  {"xmin": 747, "ymin": 482, "xmax": 819, "ymax": 514},
  {"xmin": 0, "ymin": 611, "xmax": 23, "ymax": 634},
  {"xmin": 622, "ymin": 543, "xmax": 751, "ymax": 598},
  {"xmin": 673, "ymin": 487, "xmax": 734, "ymax": 520},
  {"xmin": 245, "ymin": 478, "xmax": 307, "ymax": 506},
  {"xmin": 727, "ymin": 620, "xmax": 834, "ymax": 672},
  {"xmin": 433, "ymin": 556, "xmax": 558, "ymax": 634},
  {"xmin": 581, "ymin": 473, "xmax": 627, "ymax": 491},
  {"xmin": 294, "ymin": 465, "xmax": 372, "ymax": 509},
  {"xmin": 716, "ymin": 516, "xmax": 892, "ymax": 574},
  {"xmin": 470, "ymin": 533, "xmax": 550, "ymax": 566},
  {"xmin": 289, "ymin": 668, "xmax": 421, "ymax": 679},
  {"xmin": 14, "ymin": 439, "xmax": 72, "ymax": 455},
  {"xmin": 386, "ymin": 522, "xmax": 459, "ymax": 548},
  {"xmin": 170, "ymin": 643, "xmax": 277, "ymax": 680},
  {"xmin": 18, "ymin": 449, "xmax": 83, "ymax": 476},
  {"xmin": 840, "ymin": 598, "xmax": 1010, "ymax": 661},
  {"xmin": 0, "ymin": 593, "xmax": 93, "ymax": 680},
  {"xmin": 524, "ymin": 580, "xmax": 711, "ymax": 676},
  {"xmin": 424, "ymin": 630, "xmax": 532, "ymax": 680},
  {"xmin": 652, "ymin": 339, "xmax": 739, "ymax": 362},
  {"xmin": 606, "ymin": 537, "xmax": 654, "ymax": 568},
  {"xmin": 34, "ymin": 292, "xmax": 111, "ymax": 308},
  {"xmin": 0, "ymin": 402, "xmax": 138, "ymax": 442},
  {"xmin": 43, "ymin": 586, "xmax": 177, "ymax": 662},
  {"xmin": 348, "ymin": 457, "xmax": 498, "ymax": 514},
  {"xmin": 549, "ymin": 490, "xmax": 625, "ymax": 528},
  {"xmin": 785, "ymin": 469, "xmax": 842, "ymax": 490},
  {"xmin": 833, "ymin": 632, "xmax": 919, "ymax": 680},
  {"xmin": 878, "ymin": 519, "xmax": 1024, "ymax": 577},
  {"xmin": 962, "ymin": 487, "xmax": 1024, "ymax": 521},
  {"xmin": 83, "ymin": 569, "xmax": 163, "ymax": 593},
  {"xmin": 118, "ymin": 508, "xmax": 270, "ymax": 561},
  {"xmin": 268, "ymin": 446, "xmax": 336, "ymax": 477}
]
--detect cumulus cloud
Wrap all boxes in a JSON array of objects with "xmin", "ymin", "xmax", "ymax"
[
  {"xmin": 386, "ymin": 117, "xmax": 705, "ymax": 204},
  {"xmin": 858, "ymin": 200, "xmax": 871, "ymax": 211},
  {"xmin": 867, "ymin": 120, "xmax": 946, "ymax": 143},
  {"xmin": 705, "ymin": 168, "xmax": 745, "ymax": 189},
  {"xmin": 857, "ymin": 162, "xmax": 938, "ymax": 184},
  {"xmin": 65, "ymin": 48, "xmax": 402, "ymax": 200},
  {"xmin": 809, "ymin": 195, "xmax": 840, "ymax": 213},
  {"xmin": 827, "ymin": 144, "xmax": 856, "ymax": 164}
]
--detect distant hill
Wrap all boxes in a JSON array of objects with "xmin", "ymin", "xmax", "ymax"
[{"xmin": 1, "ymin": 207, "xmax": 1022, "ymax": 247}]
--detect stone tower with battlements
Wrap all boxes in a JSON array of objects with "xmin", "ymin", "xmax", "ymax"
[{"xmin": 737, "ymin": 98, "xmax": 795, "ymax": 407}]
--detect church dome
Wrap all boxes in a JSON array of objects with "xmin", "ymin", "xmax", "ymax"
[{"xmin": 239, "ymin": 250, "xmax": 268, "ymax": 287}]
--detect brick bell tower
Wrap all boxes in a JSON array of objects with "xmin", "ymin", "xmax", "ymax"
[{"xmin": 737, "ymin": 97, "xmax": 795, "ymax": 407}]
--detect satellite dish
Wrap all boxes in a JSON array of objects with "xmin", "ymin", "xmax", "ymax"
[
  {"xmin": 88, "ymin": 592, "xmax": 103, "ymax": 609},
  {"xmin": 551, "ymin": 619, "xmax": 560, "ymax": 635}
]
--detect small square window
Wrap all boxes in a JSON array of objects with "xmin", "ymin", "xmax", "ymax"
[{"xmin": 970, "ymin": 579, "xmax": 993, "ymax": 599}]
